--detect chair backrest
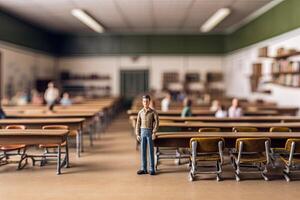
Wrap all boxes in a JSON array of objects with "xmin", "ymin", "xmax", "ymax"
[
  {"xmin": 190, "ymin": 137, "xmax": 224, "ymax": 153},
  {"xmin": 235, "ymin": 138, "xmax": 270, "ymax": 153},
  {"xmin": 42, "ymin": 125, "xmax": 69, "ymax": 130},
  {"xmin": 198, "ymin": 128, "xmax": 221, "ymax": 132},
  {"xmin": 285, "ymin": 139, "xmax": 300, "ymax": 153},
  {"xmin": 5, "ymin": 125, "xmax": 26, "ymax": 130},
  {"xmin": 233, "ymin": 127, "xmax": 258, "ymax": 132},
  {"xmin": 270, "ymin": 127, "xmax": 291, "ymax": 132}
]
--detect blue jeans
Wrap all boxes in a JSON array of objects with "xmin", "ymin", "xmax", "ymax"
[{"xmin": 140, "ymin": 128, "xmax": 155, "ymax": 172}]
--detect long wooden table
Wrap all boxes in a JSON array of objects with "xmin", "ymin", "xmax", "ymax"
[
  {"xmin": 0, "ymin": 129, "xmax": 69, "ymax": 175},
  {"xmin": 154, "ymin": 131, "xmax": 300, "ymax": 148},
  {"xmin": 127, "ymin": 109, "xmax": 279, "ymax": 116},
  {"xmin": 5, "ymin": 112, "xmax": 98, "ymax": 146},
  {"xmin": 158, "ymin": 122, "xmax": 300, "ymax": 132},
  {"xmin": 0, "ymin": 118, "xmax": 84, "ymax": 157},
  {"xmin": 130, "ymin": 115, "xmax": 300, "ymax": 123}
]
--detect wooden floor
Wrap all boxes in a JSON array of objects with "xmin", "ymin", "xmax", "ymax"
[{"xmin": 1, "ymin": 113, "xmax": 300, "ymax": 200}]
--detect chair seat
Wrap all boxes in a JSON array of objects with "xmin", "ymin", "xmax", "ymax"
[
  {"xmin": 232, "ymin": 152, "xmax": 267, "ymax": 163},
  {"xmin": 0, "ymin": 144, "xmax": 26, "ymax": 151},
  {"xmin": 69, "ymin": 130, "xmax": 78, "ymax": 137},
  {"xmin": 191, "ymin": 153, "xmax": 221, "ymax": 162},
  {"xmin": 39, "ymin": 141, "xmax": 66, "ymax": 148},
  {"xmin": 280, "ymin": 154, "xmax": 300, "ymax": 164}
]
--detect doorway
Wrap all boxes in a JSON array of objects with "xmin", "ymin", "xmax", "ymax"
[{"xmin": 120, "ymin": 69, "xmax": 149, "ymax": 106}]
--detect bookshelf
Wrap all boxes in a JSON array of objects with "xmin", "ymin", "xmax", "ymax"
[
  {"xmin": 60, "ymin": 71, "xmax": 111, "ymax": 97},
  {"xmin": 256, "ymin": 47, "xmax": 300, "ymax": 88}
]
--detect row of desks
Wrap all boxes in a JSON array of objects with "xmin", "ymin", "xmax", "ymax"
[
  {"xmin": 0, "ymin": 97, "xmax": 121, "ymax": 174},
  {"xmin": 158, "ymin": 122, "xmax": 300, "ymax": 132},
  {"xmin": 127, "ymin": 109, "xmax": 280, "ymax": 116},
  {"xmin": 154, "ymin": 131, "xmax": 300, "ymax": 148}
]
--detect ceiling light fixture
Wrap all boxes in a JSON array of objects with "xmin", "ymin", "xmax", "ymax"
[
  {"xmin": 71, "ymin": 9, "xmax": 104, "ymax": 33},
  {"xmin": 200, "ymin": 8, "xmax": 231, "ymax": 32}
]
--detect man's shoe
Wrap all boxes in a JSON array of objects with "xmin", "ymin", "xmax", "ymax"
[
  {"xmin": 149, "ymin": 171, "xmax": 155, "ymax": 176},
  {"xmin": 137, "ymin": 170, "xmax": 147, "ymax": 175}
]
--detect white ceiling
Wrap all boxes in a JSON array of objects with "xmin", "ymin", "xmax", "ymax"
[{"xmin": 0, "ymin": 0, "xmax": 274, "ymax": 34}]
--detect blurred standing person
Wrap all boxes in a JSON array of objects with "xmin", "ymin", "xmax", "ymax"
[
  {"xmin": 44, "ymin": 82, "xmax": 59, "ymax": 110},
  {"xmin": 228, "ymin": 98, "xmax": 243, "ymax": 118},
  {"xmin": 161, "ymin": 93, "xmax": 171, "ymax": 112}
]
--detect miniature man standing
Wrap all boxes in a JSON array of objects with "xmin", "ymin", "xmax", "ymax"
[{"xmin": 136, "ymin": 95, "xmax": 159, "ymax": 175}]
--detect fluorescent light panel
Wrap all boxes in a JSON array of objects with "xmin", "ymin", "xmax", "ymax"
[
  {"xmin": 71, "ymin": 9, "xmax": 104, "ymax": 33},
  {"xmin": 200, "ymin": 8, "xmax": 231, "ymax": 32}
]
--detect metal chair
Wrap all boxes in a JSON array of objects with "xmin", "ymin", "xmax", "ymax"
[
  {"xmin": 38, "ymin": 125, "xmax": 69, "ymax": 167},
  {"xmin": 0, "ymin": 125, "xmax": 28, "ymax": 169},
  {"xmin": 198, "ymin": 128, "xmax": 221, "ymax": 132},
  {"xmin": 269, "ymin": 127, "xmax": 292, "ymax": 161},
  {"xmin": 233, "ymin": 127, "xmax": 258, "ymax": 132},
  {"xmin": 280, "ymin": 139, "xmax": 300, "ymax": 182},
  {"xmin": 189, "ymin": 137, "xmax": 224, "ymax": 182},
  {"xmin": 230, "ymin": 138, "xmax": 271, "ymax": 181}
]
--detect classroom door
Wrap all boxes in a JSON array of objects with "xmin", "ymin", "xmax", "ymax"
[{"xmin": 120, "ymin": 69, "xmax": 149, "ymax": 102}]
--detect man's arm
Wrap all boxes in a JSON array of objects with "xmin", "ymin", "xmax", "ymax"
[
  {"xmin": 135, "ymin": 112, "xmax": 141, "ymax": 137},
  {"xmin": 152, "ymin": 111, "xmax": 159, "ymax": 134}
]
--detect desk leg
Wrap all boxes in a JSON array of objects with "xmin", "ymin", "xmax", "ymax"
[
  {"xmin": 57, "ymin": 145, "xmax": 61, "ymax": 175},
  {"xmin": 65, "ymin": 139, "xmax": 70, "ymax": 168},
  {"xmin": 76, "ymin": 129, "xmax": 81, "ymax": 157},
  {"xmin": 89, "ymin": 125, "xmax": 93, "ymax": 147}
]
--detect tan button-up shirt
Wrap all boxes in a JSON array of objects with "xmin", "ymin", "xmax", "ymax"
[{"xmin": 135, "ymin": 107, "xmax": 159, "ymax": 136}]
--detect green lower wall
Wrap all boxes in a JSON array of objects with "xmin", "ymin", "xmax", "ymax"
[
  {"xmin": 225, "ymin": 0, "xmax": 300, "ymax": 52},
  {"xmin": 1, "ymin": 0, "xmax": 300, "ymax": 55}
]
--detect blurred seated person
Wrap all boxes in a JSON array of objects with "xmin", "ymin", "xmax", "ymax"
[
  {"xmin": 210, "ymin": 100, "xmax": 220, "ymax": 112},
  {"xmin": 0, "ymin": 107, "xmax": 6, "ymax": 119},
  {"xmin": 161, "ymin": 93, "xmax": 171, "ymax": 112},
  {"xmin": 181, "ymin": 98, "xmax": 192, "ymax": 117},
  {"xmin": 60, "ymin": 92, "xmax": 72, "ymax": 106},
  {"xmin": 44, "ymin": 81, "xmax": 59, "ymax": 108},
  {"xmin": 215, "ymin": 105, "xmax": 227, "ymax": 118},
  {"xmin": 31, "ymin": 89, "xmax": 43, "ymax": 105},
  {"xmin": 149, "ymin": 99, "xmax": 156, "ymax": 110},
  {"xmin": 228, "ymin": 98, "xmax": 243, "ymax": 118},
  {"xmin": 12, "ymin": 91, "xmax": 28, "ymax": 105}
]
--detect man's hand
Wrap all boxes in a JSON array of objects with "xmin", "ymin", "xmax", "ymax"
[
  {"xmin": 152, "ymin": 133, "xmax": 156, "ymax": 140},
  {"xmin": 136, "ymin": 135, "xmax": 141, "ymax": 142}
]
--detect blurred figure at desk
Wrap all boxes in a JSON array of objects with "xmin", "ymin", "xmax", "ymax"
[
  {"xmin": 60, "ymin": 92, "xmax": 72, "ymax": 107},
  {"xmin": 228, "ymin": 98, "xmax": 243, "ymax": 118},
  {"xmin": 181, "ymin": 97, "xmax": 192, "ymax": 117}
]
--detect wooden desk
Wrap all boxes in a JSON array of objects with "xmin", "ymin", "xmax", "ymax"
[
  {"xmin": 127, "ymin": 109, "xmax": 278, "ymax": 116},
  {"xmin": 130, "ymin": 116, "xmax": 300, "ymax": 123},
  {"xmin": 0, "ymin": 129, "xmax": 69, "ymax": 175},
  {"xmin": 158, "ymin": 122, "xmax": 300, "ymax": 132},
  {"xmin": 0, "ymin": 118, "xmax": 84, "ymax": 157},
  {"xmin": 154, "ymin": 131, "xmax": 300, "ymax": 148},
  {"xmin": 5, "ymin": 111, "xmax": 97, "ymax": 147}
]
